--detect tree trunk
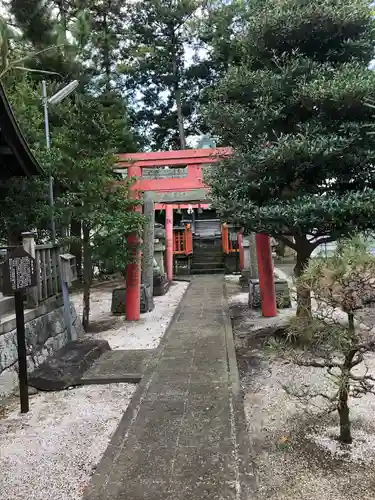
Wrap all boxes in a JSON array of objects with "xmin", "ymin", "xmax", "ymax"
[
  {"xmin": 275, "ymin": 239, "xmax": 286, "ymax": 258},
  {"xmin": 338, "ymin": 383, "xmax": 352, "ymax": 444},
  {"xmin": 171, "ymin": 42, "xmax": 186, "ymax": 149},
  {"xmin": 82, "ymin": 222, "xmax": 91, "ymax": 331},
  {"xmin": 70, "ymin": 218, "xmax": 82, "ymax": 281},
  {"xmin": 338, "ymin": 341, "xmax": 355, "ymax": 444},
  {"xmin": 102, "ymin": 11, "xmax": 111, "ymax": 91},
  {"xmin": 348, "ymin": 312, "xmax": 355, "ymax": 337},
  {"xmin": 294, "ymin": 236, "xmax": 313, "ymax": 318}
]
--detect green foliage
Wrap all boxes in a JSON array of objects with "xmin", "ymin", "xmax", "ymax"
[
  {"xmin": 205, "ymin": 0, "xmax": 375, "ymax": 258},
  {"xmin": 122, "ymin": 0, "xmax": 207, "ymax": 149},
  {"xmin": 9, "ymin": 0, "xmax": 55, "ymax": 47},
  {"xmin": 285, "ymin": 237, "xmax": 375, "ymax": 443},
  {"xmin": 300, "ymin": 236, "xmax": 375, "ymax": 312},
  {"xmin": 0, "ymin": 1, "xmax": 143, "ymax": 274}
]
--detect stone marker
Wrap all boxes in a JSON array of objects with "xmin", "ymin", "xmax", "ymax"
[
  {"xmin": 153, "ymin": 258, "xmax": 170, "ymax": 296},
  {"xmin": 142, "ymin": 192, "xmax": 155, "ymax": 299},
  {"xmin": 111, "ymin": 284, "xmax": 154, "ymax": 315},
  {"xmin": 28, "ymin": 338, "xmax": 110, "ymax": 391},
  {"xmin": 248, "ymin": 278, "xmax": 291, "ymax": 309}
]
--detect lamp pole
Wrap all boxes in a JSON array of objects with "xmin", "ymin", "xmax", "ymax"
[
  {"xmin": 42, "ymin": 81, "xmax": 55, "ymax": 243},
  {"xmin": 42, "ymin": 79, "xmax": 79, "ymax": 244}
]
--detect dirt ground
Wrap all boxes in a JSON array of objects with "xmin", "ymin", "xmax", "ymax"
[{"xmin": 227, "ymin": 279, "xmax": 375, "ymax": 500}]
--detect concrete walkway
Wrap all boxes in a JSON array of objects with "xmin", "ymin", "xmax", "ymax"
[{"xmin": 83, "ymin": 275, "xmax": 251, "ymax": 500}]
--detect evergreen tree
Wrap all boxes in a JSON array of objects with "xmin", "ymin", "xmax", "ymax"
[
  {"xmin": 205, "ymin": 0, "xmax": 375, "ymax": 316},
  {"xmin": 123, "ymin": 0, "xmax": 205, "ymax": 150},
  {"xmin": 1, "ymin": 4, "xmax": 143, "ymax": 327}
]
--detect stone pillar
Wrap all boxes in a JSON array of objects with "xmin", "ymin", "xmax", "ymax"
[
  {"xmin": 249, "ymin": 233, "xmax": 259, "ymax": 279},
  {"xmin": 141, "ymin": 192, "xmax": 155, "ymax": 292},
  {"xmin": 22, "ymin": 232, "xmax": 38, "ymax": 308},
  {"xmin": 125, "ymin": 164, "xmax": 141, "ymax": 321},
  {"xmin": 238, "ymin": 233, "xmax": 244, "ymax": 271},
  {"xmin": 154, "ymin": 239, "xmax": 166, "ymax": 275},
  {"xmin": 256, "ymin": 234, "xmax": 277, "ymax": 317},
  {"xmin": 243, "ymin": 236, "xmax": 250, "ymax": 270},
  {"xmin": 165, "ymin": 205, "xmax": 173, "ymax": 282}
]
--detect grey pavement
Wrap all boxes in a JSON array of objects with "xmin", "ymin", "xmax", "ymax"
[{"xmin": 83, "ymin": 275, "xmax": 252, "ymax": 500}]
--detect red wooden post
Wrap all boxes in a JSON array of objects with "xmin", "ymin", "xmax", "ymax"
[
  {"xmin": 256, "ymin": 234, "xmax": 277, "ymax": 317},
  {"xmin": 126, "ymin": 165, "xmax": 142, "ymax": 321},
  {"xmin": 238, "ymin": 232, "xmax": 244, "ymax": 271},
  {"xmin": 166, "ymin": 204, "xmax": 173, "ymax": 282}
]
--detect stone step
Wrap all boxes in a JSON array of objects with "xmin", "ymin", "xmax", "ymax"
[
  {"xmin": 191, "ymin": 268, "xmax": 225, "ymax": 275},
  {"xmin": 191, "ymin": 261, "xmax": 225, "ymax": 269},
  {"xmin": 192, "ymin": 254, "xmax": 224, "ymax": 262}
]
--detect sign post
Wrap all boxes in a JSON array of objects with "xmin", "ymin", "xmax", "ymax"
[
  {"xmin": 1, "ymin": 247, "xmax": 37, "ymax": 413},
  {"xmin": 14, "ymin": 289, "xmax": 28, "ymax": 412}
]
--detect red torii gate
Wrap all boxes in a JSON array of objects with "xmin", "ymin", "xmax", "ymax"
[{"xmin": 116, "ymin": 148, "xmax": 277, "ymax": 320}]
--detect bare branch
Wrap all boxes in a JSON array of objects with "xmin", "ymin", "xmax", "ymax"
[{"xmin": 295, "ymin": 359, "xmax": 341, "ymax": 369}]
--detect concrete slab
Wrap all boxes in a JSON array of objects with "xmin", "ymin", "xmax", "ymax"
[{"xmin": 80, "ymin": 349, "xmax": 154, "ymax": 385}]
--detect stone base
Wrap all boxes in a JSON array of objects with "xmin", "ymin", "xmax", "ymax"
[
  {"xmin": 224, "ymin": 254, "xmax": 240, "ymax": 274},
  {"xmin": 174, "ymin": 256, "xmax": 191, "ymax": 276},
  {"xmin": 141, "ymin": 284, "xmax": 154, "ymax": 313},
  {"xmin": 153, "ymin": 274, "xmax": 170, "ymax": 296},
  {"xmin": 248, "ymin": 279, "xmax": 291, "ymax": 309},
  {"xmin": 239, "ymin": 270, "xmax": 251, "ymax": 291},
  {"xmin": 29, "ymin": 338, "xmax": 111, "ymax": 391},
  {"xmin": 111, "ymin": 284, "xmax": 155, "ymax": 315}
]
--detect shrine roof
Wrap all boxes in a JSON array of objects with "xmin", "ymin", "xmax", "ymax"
[{"xmin": 0, "ymin": 82, "xmax": 42, "ymax": 178}]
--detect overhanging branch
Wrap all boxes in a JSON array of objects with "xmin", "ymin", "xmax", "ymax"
[{"xmin": 276, "ymin": 234, "xmax": 298, "ymax": 251}]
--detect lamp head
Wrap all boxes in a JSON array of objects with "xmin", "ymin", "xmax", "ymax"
[{"xmin": 48, "ymin": 80, "xmax": 79, "ymax": 105}]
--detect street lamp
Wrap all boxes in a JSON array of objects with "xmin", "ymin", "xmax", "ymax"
[{"xmin": 42, "ymin": 79, "xmax": 79, "ymax": 243}]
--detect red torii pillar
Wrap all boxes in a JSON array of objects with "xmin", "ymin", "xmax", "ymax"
[
  {"xmin": 126, "ymin": 165, "xmax": 142, "ymax": 321},
  {"xmin": 165, "ymin": 205, "xmax": 174, "ymax": 282},
  {"xmin": 256, "ymin": 234, "xmax": 277, "ymax": 317}
]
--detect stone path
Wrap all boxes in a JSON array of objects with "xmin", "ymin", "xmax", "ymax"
[{"xmin": 83, "ymin": 275, "xmax": 251, "ymax": 500}]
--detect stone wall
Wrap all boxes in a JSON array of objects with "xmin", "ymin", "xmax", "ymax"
[{"xmin": 0, "ymin": 299, "xmax": 83, "ymax": 398}]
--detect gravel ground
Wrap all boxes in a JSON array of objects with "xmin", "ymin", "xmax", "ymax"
[
  {"xmin": 72, "ymin": 280, "xmax": 188, "ymax": 350},
  {"xmin": 0, "ymin": 384, "xmax": 134, "ymax": 500},
  {"xmin": 226, "ymin": 277, "xmax": 375, "ymax": 500},
  {"xmin": 0, "ymin": 280, "xmax": 188, "ymax": 500}
]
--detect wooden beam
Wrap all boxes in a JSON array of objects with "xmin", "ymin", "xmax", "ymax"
[
  {"xmin": 118, "ymin": 147, "xmax": 232, "ymax": 164},
  {"xmin": 120, "ymin": 177, "xmax": 207, "ymax": 191},
  {"xmin": 117, "ymin": 155, "xmax": 227, "ymax": 168},
  {"xmin": 155, "ymin": 203, "xmax": 210, "ymax": 210}
]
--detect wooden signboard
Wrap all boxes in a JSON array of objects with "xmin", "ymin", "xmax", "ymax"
[{"xmin": 1, "ymin": 247, "xmax": 37, "ymax": 413}]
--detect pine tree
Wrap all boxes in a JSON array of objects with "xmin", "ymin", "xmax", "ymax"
[
  {"xmin": 123, "ymin": 0, "xmax": 205, "ymax": 150},
  {"xmin": 205, "ymin": 0, "xmax": 375, "ymax": 316}
]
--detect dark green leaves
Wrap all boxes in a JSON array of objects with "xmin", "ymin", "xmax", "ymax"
[{"xmin": 206, "ymin": 0, "xmax": 375, "ymax": 250}]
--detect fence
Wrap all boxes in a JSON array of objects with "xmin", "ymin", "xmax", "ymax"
[{"xmin": 34, "ymin": 244, "xmax": 63, "ymax": 304}]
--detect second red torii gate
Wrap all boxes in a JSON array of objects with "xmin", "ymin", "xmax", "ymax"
[{"xmin": 116, "ymin": 147, "xmax": 277, "ymax": 320}]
